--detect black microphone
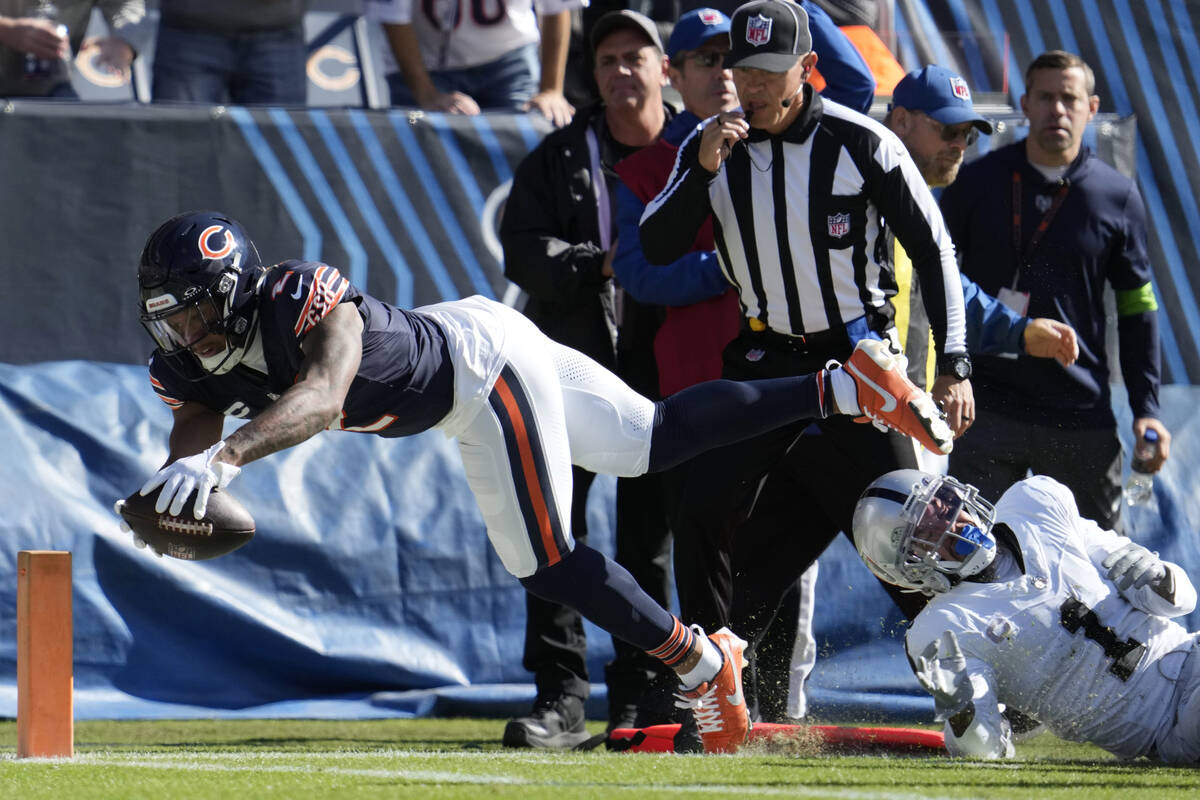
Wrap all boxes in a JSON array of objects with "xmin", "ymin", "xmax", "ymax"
[{"xmin": 780, "ymin": 83, "xmax": 804, "ymax": 108}]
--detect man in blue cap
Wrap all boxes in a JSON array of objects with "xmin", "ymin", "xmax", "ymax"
[
  {"xmin": 938, "ymin": 50, "xmax": 1168, "ymax": 541},
  {"xmin": 886, "ymin": 64, "xmax": 994, "ymax": 189},
  {"xmin": 882, "ymin": 64, "xmax": 1079, "ymax": 406}
]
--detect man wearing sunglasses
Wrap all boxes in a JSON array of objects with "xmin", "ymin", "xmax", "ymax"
[
  {"xmin": 883, "ymin": 66, "xmax": 1080, "ymax": 393},
  {"xmin": 938, "ymin": 51, "xmax": 1168, "ymax": 537}
]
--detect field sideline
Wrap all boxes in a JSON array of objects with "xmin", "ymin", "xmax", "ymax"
[{"xmin": 4, "ymin": 718, "xmax": 1200, "ymax": 799}]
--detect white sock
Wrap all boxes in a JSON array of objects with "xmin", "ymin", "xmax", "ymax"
[
  {"xmin": 829, "ymin": 366, "xmax": 861, "ymax": 415},
  {"xmin": 678, "ymin": 631, "xmax": 724, "ymax": 690}
]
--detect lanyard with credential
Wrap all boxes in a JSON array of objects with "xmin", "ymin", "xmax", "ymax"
[{"xmin": 1010, "ymin": 171, "xmax": 1070, "ymax": 289}]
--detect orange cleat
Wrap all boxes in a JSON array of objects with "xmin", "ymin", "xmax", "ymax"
[
  {"xmin": 675, "ymin": 627, "xmax": 750, "ymax": 754},
  {"xmin": 841, "ymin": 339, "xmax": 954, "ymax": 454}
]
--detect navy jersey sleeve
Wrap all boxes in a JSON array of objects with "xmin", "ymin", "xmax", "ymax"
[
  {"xmin": 147, "ymin": 355, "xmax": 197, "ymax": 411},
  {"xmin": 257, "ymin": 261, "xmax": 358, "ymax": 355}
]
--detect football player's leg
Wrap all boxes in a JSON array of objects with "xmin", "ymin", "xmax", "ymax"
[
  {"xmin": 547, "ymin": 339, "xmax": 837, "ymax": 478},
  {"xmin": 476, "ymin": 348, "xmax": 748, "ymax": 750}
]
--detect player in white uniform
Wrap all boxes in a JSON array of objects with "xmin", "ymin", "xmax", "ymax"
[
  {"xmin": 127, "ymin": 211, "xmax": 952, "ymax": 753},
  {"xmin": 854, "ymin": 469, "xmax": 1200, "ymax": 761}
]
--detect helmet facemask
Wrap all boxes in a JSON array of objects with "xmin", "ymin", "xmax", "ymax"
[
  {"xmin": 137, "ymin": 212, "xmax": 263, "ymax": 379},
  {"xmin": 141, "ymin": 267, "xmax": 257, "ymax": 376},
  {"xmin": 895, "ymin": 475, "xmax": 997, "ymax": 590},
  {"xmin": 854, "ymin": 470, "xmax": 997, "ymax": 596}
]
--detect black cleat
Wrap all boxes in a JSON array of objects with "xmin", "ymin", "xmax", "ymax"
[{"xmin": 503, "ymin": 695, "xmax": 591, "ymax": 749}]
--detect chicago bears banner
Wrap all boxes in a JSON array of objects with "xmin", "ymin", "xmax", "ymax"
[{"xmin": 0, "ymin": 100, "xmax": 548, "ymax": 365}]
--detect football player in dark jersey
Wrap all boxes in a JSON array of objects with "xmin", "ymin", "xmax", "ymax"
[{"xmin": 130, "ymin": 210, "xmax": 951, "ymax": 753}]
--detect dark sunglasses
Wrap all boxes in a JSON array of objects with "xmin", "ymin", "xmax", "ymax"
[
  {"xmin": 924, "ymin": 113, "xmax": 981, "ymax": 146},
  {"xmin": 681, "ymin": 50, "xmax": 727, "ymax": 69}
]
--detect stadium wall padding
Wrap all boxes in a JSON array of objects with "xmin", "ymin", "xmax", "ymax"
[
  {"xmin": 2, "ymin": 361, "xmax": 1199, "ymax": 721},
  {"xmin": 0, "ymin": 85, "xmax": 1196, "ymax": 719}
]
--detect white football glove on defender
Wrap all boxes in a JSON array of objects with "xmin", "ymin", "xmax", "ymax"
[
  {"xmin": 1102, "ymin": 542, "xmax": 1167, "ymax": 591},
  {"xmin": 914, "ymin": 630, "xmax": 974, "ymax": 722},
  {"xmin": 139, "ymin": 441, "xmax": 241, "ymax": 519}
]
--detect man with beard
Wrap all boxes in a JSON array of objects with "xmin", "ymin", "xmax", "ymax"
[
  {"xmin": 883, "ymin": 65, "xmax": 1080, "ymax": 390},
  {"xmin": 938, "ymin": 51, "xmax": 1169, "ymax": 534}
]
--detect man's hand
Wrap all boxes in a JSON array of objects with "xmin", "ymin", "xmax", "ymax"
[
  {"xmin": 1132, "ymin": 417, "xmax": 1171, "ymax": 472},
  {"xmin": 698, "ymin": 111, "xmax": 749, "ymax": 173},
  {"xmin": 0, "ymin": 16, "xmax": 69, "ymax": 60},
  {"xmin": 419, "ymin": 88, "xmax": 480, "ymax": 116},
  {"xmin": 1022, "ymin": 318, "xmax": 1078, "ymax": 366},
  {"xmin": 914, "ymin": 631, "xmax": 974, "ymax": 722},
  {"xmin": 930, "ymin": 375, "xmax": 974, "ymax": 437},
  {"xmin": 526, "ymin": 90, "xmax": 574, "ymax": 128},
  {"xmin": 1103, "ymin": 542, "xmax": 1167, "ymax": 591},
  {"xmin": 89, "ymin": 36, "xmax": 135, "ymax": 80},
  {"xmin": 139, "ymin": 441, "xmax": 241, "ymax": 519},
  {"xmin": 601, "ymin": 237, "xmax": 618, "ymax": 278}
]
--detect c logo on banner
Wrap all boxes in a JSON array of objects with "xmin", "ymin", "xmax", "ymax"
[
  {"xmin": 199, "ymin": 225, "xmax": 236, "ymax": 260},
  {"xmin": 306, "ymin": 45, "xmax": 360, "ymax": 92},
  {"xmin": 74, "ymin": 42, "xmax": 128, "ymax": 89}
]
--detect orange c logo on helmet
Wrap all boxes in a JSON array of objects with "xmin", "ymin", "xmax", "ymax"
[{"xmin": 198, "ymin": 225, "xmax": 236, "ymax": 260}]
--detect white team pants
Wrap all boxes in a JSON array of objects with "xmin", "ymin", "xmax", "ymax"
[{"xmin": 423, "ymin": 297, "xmax": 655, "ymax": 579}]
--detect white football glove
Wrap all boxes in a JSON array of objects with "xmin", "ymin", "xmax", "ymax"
[
  {"xmin": 914, "ymin": 630, "xmax": 974, "ymax": 722},
  {"xmin": 112, "ymin": 498, "xmax": 162, "ymax": 557},
  {"xmin": 139, "ymin": 441, "xmax": 241, "ymax": 519},
  {"xmin": 1102, "ymin": 542, "xmax": 1166, "ymax": 591}
]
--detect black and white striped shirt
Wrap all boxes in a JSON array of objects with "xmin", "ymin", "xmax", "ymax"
[{"xmin": 640, "ymin": 86, "xmax": 967, "ymax": 358}]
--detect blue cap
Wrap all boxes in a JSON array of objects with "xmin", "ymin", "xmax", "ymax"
[
  {"xmin": 667, "ymin": 8, "xmax": 731, "ymax": 60},
  {"xmin": 889, "ymin": 65, "xmax": 993, "ymax": 134}
]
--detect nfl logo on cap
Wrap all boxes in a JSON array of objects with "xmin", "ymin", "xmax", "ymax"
[
  {"xmin": 699, "ymin": 8, "xmax": 723, "ymax": 24},
  {"xmin": 746, "ymin": 13, "xmax": 772, "ymax": 45},
  {"xmin": 949, "ymin": 76, "xmax": 971, "ymax": 101}
]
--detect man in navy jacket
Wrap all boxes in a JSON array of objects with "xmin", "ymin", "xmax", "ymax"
[{"xmin": 939, "ymin": 50, "xmax": 1170, "ymax": 532}]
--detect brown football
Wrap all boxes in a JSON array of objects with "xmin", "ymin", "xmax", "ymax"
[{"xmin": 118, "ymin": 487, "xmax": 255, "ymax": 561}]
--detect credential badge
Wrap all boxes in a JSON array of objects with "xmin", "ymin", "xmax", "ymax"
[{"xmin": 746, "ymin": 14, "xmax": 772, "ymax": 46}]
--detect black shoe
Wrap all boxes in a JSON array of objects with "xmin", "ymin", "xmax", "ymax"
[
  {"xmin": 634, "ymin": 667, "xmax": 689, "ymax": 728},
  {"xmin": 607, "ymin": 703, "xmax": 639, "ymax": 734},
  {"xmin": 673, "ymin": 713, "xmax": 704, "ymax": 753},
  {"xmin": 503, "ymin": 695, "xmax": 591, "ymax": 749}
]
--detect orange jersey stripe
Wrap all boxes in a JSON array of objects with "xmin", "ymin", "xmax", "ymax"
[{"xmin": 493, "ymin": 375, "xmax": 561, "ymax": 566}]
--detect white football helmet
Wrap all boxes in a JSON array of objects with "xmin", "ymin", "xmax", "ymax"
[{"xmin": 853, "ymin": 469, "xmax": 997, "ymax": 595}]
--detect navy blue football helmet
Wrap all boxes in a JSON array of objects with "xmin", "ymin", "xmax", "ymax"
[{"xmin": 138, "ymin": 211, "xmax": 264, "ymax": 376}]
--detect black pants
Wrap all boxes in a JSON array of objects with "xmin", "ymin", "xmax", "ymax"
[
  {"xmin": 950, "ymin": 408, "xmax": 1124, "ymax": 531},
  {"xmin": 521, "ymin": 467, "xmax": 672, "ymax": 703},
  {"xmin": 671, "ymin": 332, "xmax": 927, "ymax": 670}
]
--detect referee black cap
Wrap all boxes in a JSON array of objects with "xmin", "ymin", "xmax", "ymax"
[{"xmin": 725, "ymin": 0, "xmax": 812, "ymax": 72}]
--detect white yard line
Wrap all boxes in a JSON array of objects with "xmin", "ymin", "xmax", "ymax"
[{"xmin": 7, "ymin": 751, "xmax": 985, "ymax": 800}]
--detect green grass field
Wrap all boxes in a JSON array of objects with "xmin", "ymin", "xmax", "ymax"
[{"xmin": 3, "ymin": 718, "xmax": 1199, "ymax": 799}]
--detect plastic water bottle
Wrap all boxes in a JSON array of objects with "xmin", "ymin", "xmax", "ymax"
[
  {"xmin": 22, "ymin": 1, "xmax": 67, "ymax": 80},
  {"xmin": 1124, "ymin": 428, "xmax": 1160, "ymax": 506}
]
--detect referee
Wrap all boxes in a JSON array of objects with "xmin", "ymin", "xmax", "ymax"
[{"xmin": 639, "ymin": 0, "xmax": 973, "ymax": 639}]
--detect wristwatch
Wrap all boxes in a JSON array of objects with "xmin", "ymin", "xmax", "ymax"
[{"xmin": 937, "ymin": 353, "xmax": 973, "ymax": 381}]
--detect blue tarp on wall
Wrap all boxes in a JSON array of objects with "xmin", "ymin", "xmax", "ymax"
[{"xmin": 3, "ymin": 361, "xmax": 1199, "ymax": 721}]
